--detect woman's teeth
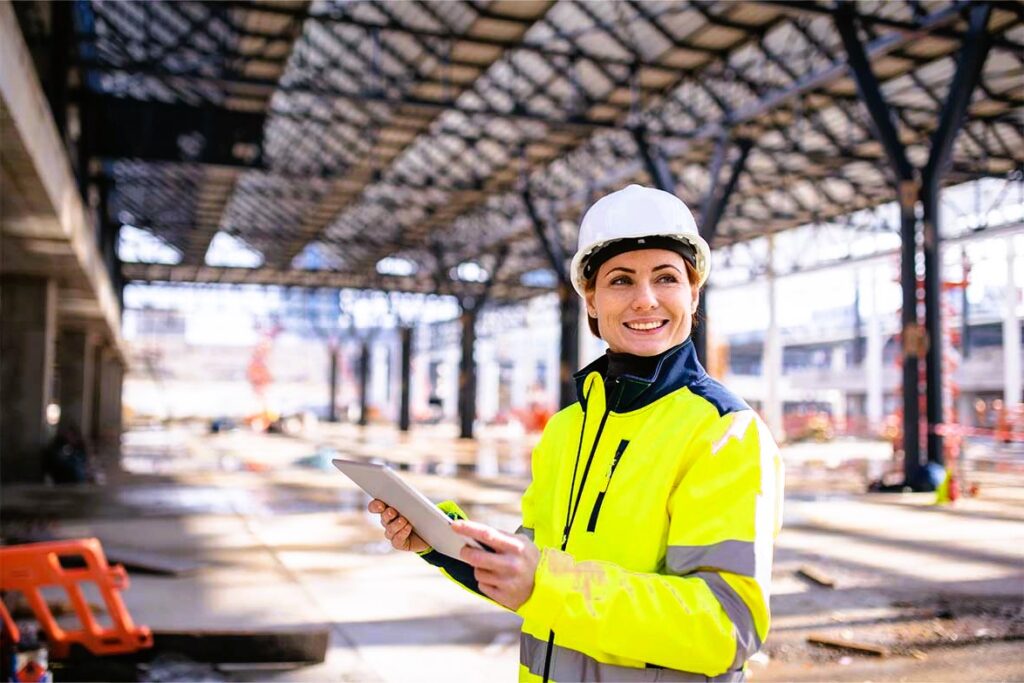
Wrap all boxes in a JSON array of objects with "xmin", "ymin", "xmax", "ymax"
[{"xmin": 625, "ymin": 321, "xmax": 666, "ymax": 331}]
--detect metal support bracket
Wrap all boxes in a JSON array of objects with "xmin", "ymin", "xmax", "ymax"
[{"xmin": 631, "ymin": 125, "xmax": 676, "ymax": 192}]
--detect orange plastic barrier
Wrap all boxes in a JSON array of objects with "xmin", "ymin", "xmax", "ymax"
[{"xmin": 0, "ymin": 538, "xmax": 153, "ymax": 658}]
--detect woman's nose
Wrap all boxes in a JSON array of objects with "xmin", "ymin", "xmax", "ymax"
[{"xmin": 632, "ymin": 283, "xmax": 658, "ymax": 309}]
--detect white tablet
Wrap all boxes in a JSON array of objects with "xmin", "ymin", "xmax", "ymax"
[{"xmin": 333, "ymin": 459, "xmax": 483, "ymax": 560}]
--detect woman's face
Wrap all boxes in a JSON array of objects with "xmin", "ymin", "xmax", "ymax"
[{"xmin": 585, "ymin": 248, "xmax": 699, "ymax": 357}]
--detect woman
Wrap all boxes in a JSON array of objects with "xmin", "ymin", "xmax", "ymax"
[{"xmin": 369, "ymin": 184, "xmax": 784, "ymax": 682}]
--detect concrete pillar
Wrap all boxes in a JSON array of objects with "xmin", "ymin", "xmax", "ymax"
[
  {"xmin": 865, "ymin": 267, "xmax": 885, "ymax": 432},
  {"xmin": 764, "ymin": 236, "xmax": 784, "ymax": 441},
  {"xmin": 1004, "ymin": 237, "xmax": 1021, "ymax": 405},
  {"xmin": 1, "ymin": 277, "xmax": 58, "ymax": 482},
  {"xmin": 93, "ymin": 345, "xmax": 124, "ymax": 472},
  {"xmin": 57, "ymin": 329, "xmax": 98, "ymax": 439}
]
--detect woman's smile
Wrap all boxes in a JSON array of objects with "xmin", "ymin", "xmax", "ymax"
[{"xmin": 623, "ymin": 318, "xmax": 669, "ymax": 332}]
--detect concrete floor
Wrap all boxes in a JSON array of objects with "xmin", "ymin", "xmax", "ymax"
[{"xmin": 2, "ymin": 422, "xmax": 1022, "ymax": 682}]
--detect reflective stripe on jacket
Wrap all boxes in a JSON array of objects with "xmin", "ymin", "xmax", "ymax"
[{"xmin": 423, "ymin": 340, "xmax": 784, "ymax": 682}]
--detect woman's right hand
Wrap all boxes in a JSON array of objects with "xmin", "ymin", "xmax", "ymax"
[{"xmin": 367, "ymin": 499, "xmax": 430, "ymax": 553}]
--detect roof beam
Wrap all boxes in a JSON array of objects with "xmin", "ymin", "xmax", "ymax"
[
  {"xmin": 659, "ymin": 2, "xmax": 964, "ymax": 155},
  {"xmin": 76, "ymin": 61, "xmax": 618, "ymax": 133},
  {"xmin": 214, "ymin": 0, "xmax": 731, "ymax": 72},
  {"xmin": 764, "ymin": 0, "xmax": 1023, "ymax": 52},
  {"xmin": 272, "ymin": 0, "xmax": 560, "ymax": 269},
  {"xmin": 120, "ymin": 261, "xmax": 547, "ymax": 300}
]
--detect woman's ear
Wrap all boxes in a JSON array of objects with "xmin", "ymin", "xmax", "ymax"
[
  {"xmin": 584, "ymin": 289, "xmax": 598, "ymax": 318},
  {"xmin": 691, "ymin": 287, "xmax": 700, "ymax": 315}
]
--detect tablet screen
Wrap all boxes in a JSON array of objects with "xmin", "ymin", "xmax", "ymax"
[{"xmin": 333, "ymin": 459, "xmax": 482, "ymax": 559}]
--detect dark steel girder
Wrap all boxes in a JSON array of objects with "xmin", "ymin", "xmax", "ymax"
[
  {"xmin": 85, "ymin": 94, "xmax": 268, "ymax": 169},
  {"xmin": 659, "ymin": 2, "xmax": 964, "ymax": 156},
  {"xmin": 521, "ymin": 190, "xmax": 569, "ymax": 286},
  {"xmin": 833, "ymin": 3, "xmax": 915, "ymax": 180},
  {"xmin": 121, "ymin": 260, "xmax": 543, "ymax": 300},
  {"xmin": 521, "ymin": 188, "xmax": 577, "ymax": 408},
  {"xmin": 701, "ymin": 139, "xmax": 753, "ymax": 243},
  {"xmin": 922, "ymin": 2, "xmax": 995, "ymax": 468},
  {"xmin": 264, "ymin": 0, "xmax": 559, "ymax": 266},
  {"xmin": 691, "ymin": 136, "xmax": 751, "ymax": 365},
  {"xmin": 75, "ymin": 61, "xmax": 618, "ymax": 133},
  {"xmin": 83, "ymin": 96, "xmax": 584, "ymax": 193},
  {"xmin": 834, "ymin": 0, "xmax": 922, "ymax": 488},
  {"xmin": 632, "ymin": 125, "xmax": 677, "ymax": 193},
  {"xmin": 215, "ymin": 0, "xmax": 740, "ymax": 74},
  {"xmin": 765, "ymin": 0, "xmax": 1024, "ymax": 53}
]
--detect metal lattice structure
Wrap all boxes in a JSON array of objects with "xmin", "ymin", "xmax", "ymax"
[{"xmin": 65, "ymin": 0, "xmax": 1022, "ymax": 299}]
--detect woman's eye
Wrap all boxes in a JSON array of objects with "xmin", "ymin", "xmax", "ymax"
[
  {"xmin": 657, "ymin": 274, "xmax": 679, "ymax": 284},
  {"xmin": 610, "ymin": 276, "xmax": 631, "ymax": 285}
]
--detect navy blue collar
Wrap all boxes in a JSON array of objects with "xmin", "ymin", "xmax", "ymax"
[{"xmin": 573, "ymin": 339, "xmax": 708, "ymax": 413}]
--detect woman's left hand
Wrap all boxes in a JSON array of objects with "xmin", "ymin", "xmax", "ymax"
[{"xmin": 452, "ymin": 520, "xmax": 539, "ymax": 611}]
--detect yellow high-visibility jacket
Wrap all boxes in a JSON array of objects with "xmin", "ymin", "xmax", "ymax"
[{"xmin": 421, "ymin": 340, "xmax": 784, "ymax": 682}]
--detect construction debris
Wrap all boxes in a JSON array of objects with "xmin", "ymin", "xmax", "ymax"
[
  {"xmin": 807, "ymin": 634, "xmax": 890, "ymax": 657},
  {"xmin": 797, "ymin": 564, "xmax": 836, "ymax": 588}
]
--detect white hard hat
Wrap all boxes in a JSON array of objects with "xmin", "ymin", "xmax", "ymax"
[{"xmin": 570, "ymin": 184, "xmax": 711, "ymax": 297}]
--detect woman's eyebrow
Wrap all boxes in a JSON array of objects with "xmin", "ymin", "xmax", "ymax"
[
  {"xmin": 606, "ymin": 266, "xmax": 636, "ymax": 275},
  {"xmin": 653, "ymin": 264, "xmax": 682, "ymax": 273}
]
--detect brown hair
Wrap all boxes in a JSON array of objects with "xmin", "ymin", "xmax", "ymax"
[{"xmin": 583, "ymin": 259, "xmax": 701, "ymax": 340}]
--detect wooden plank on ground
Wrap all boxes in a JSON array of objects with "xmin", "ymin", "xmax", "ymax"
[
  {"xmin": 807, "ymin": 634, "xmax": 890, "ymax": 657},
  {"xmin": 797, "ymin": 564, "xmax": 836, "ymax": 588}
]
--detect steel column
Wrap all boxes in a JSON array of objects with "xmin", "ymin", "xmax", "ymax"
[
  {"xmin": 558, "ymin": 283, "xmax": 580, "ymax": 405},
  {"xmin": 921, "ymin": 2, "xmax": 993, "ymax": 466},
  {"xmin": 836, "ymin": 2, "xmax": 923, "ymax": 486},
  {"xmin": 452, "ymin": 246, "xmax": 507, "ymax": 440},
  {"xmin": 399, "ymin": 326, "xmax": 413, "ymax": 432},
  {"xmin": 358, "ymin": 342, "xmax": 370, "ymax": 427},
  {"xmin": 458, "ymin": 308, "xmax": 477, "ymax": 439},
  {"xmin": 327, "ymin": 344, "xmax": 339, "ymax": 422},
  {"xmin": 523, "ymin": 190, "xmax": 578, "ymax": 407},
  {"xmin": 695, "ymin": 139, "xmax": 752, "ymax": 366}
]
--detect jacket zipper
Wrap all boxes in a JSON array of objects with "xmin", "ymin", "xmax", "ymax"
[
  {"xmin": 586, "ymin": 439, "xmax": 629, "ymax": 533},
  {"xmin": 544, "ymin": 378, "xmax": 616, "ymax": 683}
]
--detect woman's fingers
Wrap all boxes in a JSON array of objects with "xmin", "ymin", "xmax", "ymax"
[
  {"xmin": 393, "ymin": 521, "xmax": 413, "ymax": 549},
  {"xmin": 473, "ymin": 566, "xmax": 500, "ymax": 584},
  {"xmin": 461, "ymin": 545, "xmax": 511, "ymax": 571},
  {"xmin": 386, "ymin": 516, "xmax": 410, "ymax": 538},
  {"xmin": 451, "ymin": 520, "xmax": 522, "ymax": 554},
  {"xmin": 368, "ymin": 501, "xmax": 427, "ymax": 553},
  {"xmin": 377, "ymin": 506, "xmax": 400, "ymax": 528}
]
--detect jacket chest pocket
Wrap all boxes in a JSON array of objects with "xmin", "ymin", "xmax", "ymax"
[{"xmin": 586, "ymin": 438, "xmax": 630, "ymax": 533}]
